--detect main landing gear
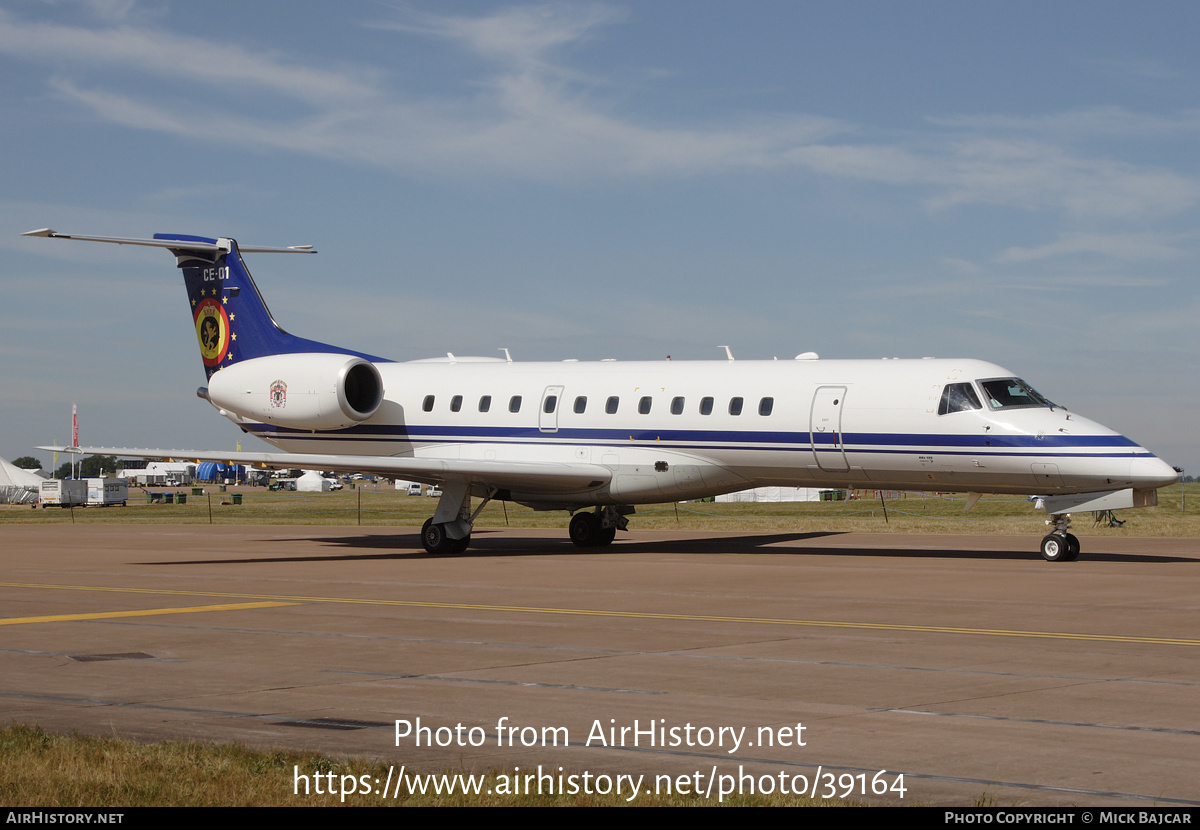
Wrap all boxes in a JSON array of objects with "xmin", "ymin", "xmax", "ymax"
[
  {"xmin": 420, "ymin": 485, "xmax": 631, "ymax": 554},
  {"xmin": 568, "ymin": 506, "xmax": 628, "ymax": 547},
  {"xmin": 420, "ymin": 481, "xmax": 494, "ymax": 555},
  {"xmin": 1040, "ymin": 512, "xmax": 1080, "ymax": 562}
]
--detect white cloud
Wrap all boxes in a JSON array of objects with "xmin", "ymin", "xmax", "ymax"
[
  {"xmin": 376, "ymin": 3, "xmax": 628, "ymax": 70},
  {"xmin": 0, "ymin": 8, "xmax": 378, "ymax": 104},
  {"xmin": 1090, "ymin": 58, "xmax": 1180, "ymax": 83},
  {"xmin": 3, "ymin": 4, "xmax": 1198, "ymax": 219},
  {"xmin": 998, "ymin": 274, "xmax": 1170, "ymax": 290},
  {"xmin": 998, "ymin": 232, "xmax": 1190, "ymax": 263},
  {"xmin": 930, "ymin": 106, "xmax": 1200, "ymax": 140},
  {"xmin": 941, "ymin": 258, "xmax": 981, "ymax": 275}
]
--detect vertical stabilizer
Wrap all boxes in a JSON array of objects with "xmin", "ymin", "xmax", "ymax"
[{"xmin": 155, "ymin": 234, "xmax": 384, "ymax": 379}]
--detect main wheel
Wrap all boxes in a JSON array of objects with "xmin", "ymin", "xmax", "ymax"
[
  {"xmin": 1040, "ymin": 533, "xmax": 1068, "ymax": 562},
  {"xmin": 422, "ymin": 519, "xmax": 470, "ymax": 554},
  {"xmin": 1064, "ymin": 532, "xmax": 1080, "ymax": 562},
  {"xmin": 596, "ymin": 526, "xmax": 616, "ymax": 546},
  {"xmin": 422, "ymin": 518, "xmax": 448, "ymax": 554},
  {"xmin": 569, "ymin": 512, "xmax": 600, "ymax": 547}
]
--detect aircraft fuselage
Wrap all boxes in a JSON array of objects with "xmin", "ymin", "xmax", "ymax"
[{"xmin": 233, "ymin": 356, "xmax": 1173, "ymax": 507}]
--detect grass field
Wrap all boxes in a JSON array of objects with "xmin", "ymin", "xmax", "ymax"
[
  {"xmin": 0, "ymin": 725, "xmax": 844, "ymax": 807},
  {"xmin": 4, "ymin": 482, "xmax": 1197, "ymax": 539}
]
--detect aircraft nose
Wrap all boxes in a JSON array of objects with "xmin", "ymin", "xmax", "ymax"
[{"xmin": 1130, "ymin": 456, "xmax": 1178, "ymax": 490}]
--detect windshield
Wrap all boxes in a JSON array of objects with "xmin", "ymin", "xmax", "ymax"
[
  {"xmin": 978, "ymin": 378, "xmax": 1058, "ymax": 411},
  {"xmin": 938, "ymin": 382, "xmax": 982, "ymax": 415}
]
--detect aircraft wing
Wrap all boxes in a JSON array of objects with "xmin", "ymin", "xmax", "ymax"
[{"xmin": 37, "ymin": 446, "xmax": 612, "ymax": 494}]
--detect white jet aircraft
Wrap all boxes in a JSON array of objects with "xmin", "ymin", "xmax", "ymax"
[{"xmin": 26, "ymin": 229, "xmax": 1178, "ymax": 561}]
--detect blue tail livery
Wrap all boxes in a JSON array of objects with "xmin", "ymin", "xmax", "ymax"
[{"xmin": 161, "ymin": 232, "xmax": 386, "ymax": 379}]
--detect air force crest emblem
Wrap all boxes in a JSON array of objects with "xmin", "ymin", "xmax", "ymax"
[
  {"xmin": 270, "ymin": 379, "xmax": 287, "ymax": 408},
  {"xmin": 194, "ymin": 298, "xmax": 231, "ymax": 367}
]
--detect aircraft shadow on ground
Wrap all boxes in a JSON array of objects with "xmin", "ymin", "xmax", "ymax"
[
  {"xmin": 139, "ymin": 530, "xmax": 1197, "ymax": 565},
  {"xmin": 140, "ymin": 530, "xmax": 842, "ymax": 565}
]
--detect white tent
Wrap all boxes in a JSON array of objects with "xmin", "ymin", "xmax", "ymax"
[
  {"xmin": 0, "ymin": 458, "xmax": 45, "ymax": 504},
  {"xmin": 716, "ymin": 486, "xmax": 823, "ymax": 503},
  {"xmin": 296, "ymin": 470, "xmax": 332, "ymax": 492}
]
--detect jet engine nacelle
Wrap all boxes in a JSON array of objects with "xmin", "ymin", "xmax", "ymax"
[{"xmin": 206, "ymin": 353, "xmax": 384, "ymax": 429}]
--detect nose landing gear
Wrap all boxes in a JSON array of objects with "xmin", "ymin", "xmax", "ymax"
[{"xmin": 1041, "ymin": 513, "xmax": 1080, "ymax": 561}]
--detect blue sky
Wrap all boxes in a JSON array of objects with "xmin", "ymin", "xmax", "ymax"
[{"xmin": 3, "ymin": 0, "xmax": 1197, "ymax": 472}]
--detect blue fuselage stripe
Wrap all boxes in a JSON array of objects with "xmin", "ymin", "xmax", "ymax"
[
  {"xmin": 245, "ymin": 423, "xmax": 1138, "ymax": 449},
  {"xmin": 243, "ymin": 423, "xmax": 1148, "ymax": 459}
]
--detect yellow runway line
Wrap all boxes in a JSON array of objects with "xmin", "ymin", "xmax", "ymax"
[
  {"xmin": 2, "ymin": 582, "xmax": 1197, "ymax": 646},
  {"xmin": 0, "ymin": 601, "xmax": 297, "ymax": 626}
]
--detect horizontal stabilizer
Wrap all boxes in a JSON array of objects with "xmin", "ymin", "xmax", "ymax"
[{"xmin": 22, "ymin": 229, "xmax": 316, "ymax": 254}]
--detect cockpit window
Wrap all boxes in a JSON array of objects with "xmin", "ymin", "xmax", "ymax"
[
  {"xmin": 978, "ymin": 378, "xmax": 1057, "ymax": 411},
  {"xmin": 938, "ymin": 382, "xmax": 982, "ymax": 415}
]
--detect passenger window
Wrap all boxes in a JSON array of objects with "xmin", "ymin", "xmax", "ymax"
[
  {"xmin": 543, "ymin": 395, "xmax": 558, "ymax": 414},
  {"xmin": 700, "ymin": 397, "xmax": 714, "ymax": 415},
  {"xmin": 450, "ymin": 395, "xmax": 462, "ymax": 413},
  {"xmin": 938, "ymin": 383, "xmax": 983, "ymax": 415},
  {"xmin": 639, "ymin": 396, "xmax": 652, "ymax": 415},
  {"xmin": 729, "ymin": 397, "xmax": 743, "ymax": 416},
  {"xmin": 509, "ymin": 395, "xmax": 522, "ymax": 413},
  {"xmin": 605, "ymin": 396, "xmax": 619, "ymax": 414},
  {"xmin": 422, "ymin": 395, "xmax": 434, "ymax": 412},
  {"xmin": 759, "ymin": 397, "xmax": 774, "ymax": 416},
  {"xmin": 574, "ymin": 396, "xmax": 587, "ymax": 414},
  {"xmin": 670, "ymin": 397, "xmax": 685, "ymax": 415},
  {"xmin": 479, "ymin": 395, "xmax": 491, "ymax": 413}
]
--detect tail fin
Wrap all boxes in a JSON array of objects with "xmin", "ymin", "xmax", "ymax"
[{"xmin": 23, "ymin": 229, "xmax": 385, "ymax": 380}]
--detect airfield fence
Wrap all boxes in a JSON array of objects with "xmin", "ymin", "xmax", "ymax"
[{"xmin": 8, "ymin": 484, "xmax": 1191, "ymax": 535}]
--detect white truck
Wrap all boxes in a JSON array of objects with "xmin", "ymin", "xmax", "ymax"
[
  {"xmin": 39, "ymin": 479, "xmax": 86, "ymax": 507},
  {"xmin": 86, "ymin": 478, "xmax": 128, "ymax": 506}
]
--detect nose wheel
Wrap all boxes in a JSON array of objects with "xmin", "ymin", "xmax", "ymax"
[
  {"xmin": 1040, "ymin": 532, "xmax": 1079, "ymax": 562},
  {"xmin": 1041, "ymin": 512, "xmax": 1080, "ymax": 561}
]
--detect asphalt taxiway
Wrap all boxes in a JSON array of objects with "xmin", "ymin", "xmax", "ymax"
[{"xmin": 3, "ymin": 524, "xmax": 1198, "ymax": 806}]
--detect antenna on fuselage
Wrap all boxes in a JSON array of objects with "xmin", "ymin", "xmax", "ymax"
[
  {"xmin": 720, "ymin": 345, "xmax": 734, "ymax": 361},
  {"xmin": 499, "ymin": 348, "xmax": 513, "ymax": 363}
]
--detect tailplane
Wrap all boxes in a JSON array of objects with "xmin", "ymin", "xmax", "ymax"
[{"xmin": 24, "ymin": 229, "xmax": 385, "ymax": 379}]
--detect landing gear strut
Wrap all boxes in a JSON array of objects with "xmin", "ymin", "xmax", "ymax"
[
  {"xmin": 1040, "ymin": 512, "xmax": 1080, "ymax": 562},
  {"xmin": 421, "ymin": 482, "xmax": 495, "ymax": 555},
  {"xmin": 569, "ymin": 506, "xmax": 628, "ymax": 548}
]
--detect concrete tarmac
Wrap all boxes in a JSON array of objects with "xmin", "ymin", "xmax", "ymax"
[{"xmin": 2, "ymin": 524, "xmax": 1199, "ymax": 806}]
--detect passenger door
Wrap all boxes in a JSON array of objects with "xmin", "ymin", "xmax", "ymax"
[{"xmin": 810, "ymin": 386, "xmax": 850, "ymax": 472}]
